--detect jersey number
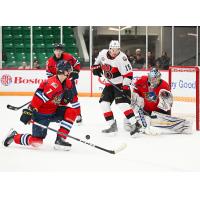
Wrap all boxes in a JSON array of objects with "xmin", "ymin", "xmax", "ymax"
[{"xmin": 125, "ymin": 64, "xmax": 132, "ymax": 71}]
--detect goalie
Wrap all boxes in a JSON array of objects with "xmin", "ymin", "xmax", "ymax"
[{"xmin": 124, "ymin": 68, "xmax": 192, "ymax": 134}]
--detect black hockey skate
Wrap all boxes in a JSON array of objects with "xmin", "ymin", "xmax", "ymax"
[
  {"xmin": 102, "ymin": 120, "xmax": 118, "ymax": 134},
  {"xmin": 130, "ymin": 121, "xmax": 142, "ymax": 136},
  {"xmin": 3, "ymin": 129, "xmax": 17, "ymax": 147},
  {"xmin": 54, "ymin": 135, "xmax": 72, "ymax": 151},
  {"xmin": 76, "ymin": 115, "xmax": 82, "ymax": 124}
]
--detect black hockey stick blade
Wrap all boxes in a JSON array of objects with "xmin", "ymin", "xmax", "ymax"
[{"xmin": 7, "ymin": 101, "xmax": 31, "ymax": 111}]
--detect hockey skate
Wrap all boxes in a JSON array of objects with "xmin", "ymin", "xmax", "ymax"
[
  {"xmin": 102, "ymin": 120, "xmax": 118, "ymax": 136},
  {"xmin": 130, "ymin": 121, "xmax": 143, "ymax": 136},
  {"xmin": 3, "ymin": 128, "xmax": 17, "ymax": 147},
  {"xmin": 54, "ymin": 135, "xmax": 72, "ymax": 151},
  {"xmin": 76, "ymin": 115, "xmax": 82, "ymax": 124}
]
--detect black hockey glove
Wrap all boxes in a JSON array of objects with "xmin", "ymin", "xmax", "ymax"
[
  {"xmin": 91, "ymin": 65, "xmax": 103, "ymax": 77},
  {"xmin": 70, "ymin": 70, "xmax": 79, "ymax": 80},
  {"xmin": 20, "ymin": 106, "xmax": 35, "ymax": 125},
  {"xmin": 63, "ymin": 89, "xmax": 75, "ymax": 104},
  {"xmin": 122, "ymin": 85, "xmax": 131, "ymax": 98}
]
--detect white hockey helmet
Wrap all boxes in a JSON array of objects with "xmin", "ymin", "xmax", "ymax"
[{"xmin": 109, "ymin": 40, "xmax": 120, "ymax": 49}]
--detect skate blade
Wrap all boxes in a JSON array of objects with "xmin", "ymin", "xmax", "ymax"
[
  {"xmin": 75, "ymin": 121, "xmax": 82, "ymax": 126},
  {"xmin": 102, "ymin": 131, "xmax": 118, "ymax": 137},
  {"xmin": 54, "ymin": 144, "xmax": 71, "ymax": 151}
]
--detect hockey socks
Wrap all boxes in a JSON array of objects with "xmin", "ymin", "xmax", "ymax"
[{"xmin": 13, "ymin": 134, "xmax": 43, "ymax": 147}]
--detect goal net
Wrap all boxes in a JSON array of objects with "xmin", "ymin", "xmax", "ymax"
[{"xmin": 169, "ymin": 66, "xmax": 200, "ymax": 131}]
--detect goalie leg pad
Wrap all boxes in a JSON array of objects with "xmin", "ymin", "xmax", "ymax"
[{"xmin": 150, "ymin": 111, "xmax": 193, "ymax": 134}]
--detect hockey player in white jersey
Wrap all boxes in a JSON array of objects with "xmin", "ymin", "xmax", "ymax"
[{"xmin": 91, "ymin": 40, "xmax": 141, "ymax": 136}]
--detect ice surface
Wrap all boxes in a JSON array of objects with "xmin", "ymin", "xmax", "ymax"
[{"xmin": 0, "ymin": 96, "xmax": 200, "ymax": 171}]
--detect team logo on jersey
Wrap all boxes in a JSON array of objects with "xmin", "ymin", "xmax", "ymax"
[
  {"xmin": 144, "ymin": 91, "xmax": 157, "ymax": 102},
  {"xmin": 123, "ymin": 56, "xmax": 127, "ymax": 61},
  {"xmin": 1, "ymin": 74, "xmax": 12, "ymax": 86},
  {"xmin": 101, "ymin": 64, "xmax": 111, "ymax": 71},
  {"xmin": 52, "ymin": 95, "xmax": 62, "ymax": 105},
  {"xmin": 101, "ymin": 64, "xmax": 113, "ymax": 79},
  {"xmin": 101, "ymin": 57, "xmax": 105, "ymax": 61}
]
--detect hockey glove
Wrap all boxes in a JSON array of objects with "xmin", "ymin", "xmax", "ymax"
[
  {"xmin": 122, "ymin": 85, "xmax": 131, "ymax": 97},
  {"xmin": 63, "ymin": 89, "xmax": 75, "ymax": 104},
  {"xmin": 70, "ymin": 70, "xmax": 79, "ymax": 80},
  {"xmin": 20, "ymin": 106, "xmax": 35, "ymax": 125},
  {"xmin": 91, "ymin": 65, "xmax": 103, "ymax": 77}
]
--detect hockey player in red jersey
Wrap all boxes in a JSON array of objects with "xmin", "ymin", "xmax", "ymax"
[
  {"xmin": 91, "ymin": 40, "xmax": 141, "ymax": 136},
  {"xmin": 46, "ymin": 43, "xmax": 82, "ymax": 124},
  {"xmin": 124, "ymin": 68, "xmax": 192, "ymax": 134},
  {"xmin": 3, "ymin": 60, "xmax": 77, "ymax": 151}
]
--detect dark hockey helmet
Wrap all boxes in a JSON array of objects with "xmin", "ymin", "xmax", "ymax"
[
  {"xmin": 54, "ymin": 43, "xmax": 65, "ymax": 51},
  {"xmin": 57, "ymin": 60, "xmax": 73, "ymax": 74},
  {"xmin": 148, "ymin": 68, "xmax": 161, "ymax": 87}
]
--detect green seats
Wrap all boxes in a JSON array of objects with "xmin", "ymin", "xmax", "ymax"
[
  {"xmin": 13, "ymin": 34, "xmax": 23, "ymax": 43},
  {"xmin": 23, "ymin": 26, "xmax": 31, "ymax": 35},
  {"xmin": 3, "ymin": 26, "xmax": 12, "ymax": 35},
  {"xmin": 4, "ymin": 43, "xmax": 13, "ymax": 52},
  {"xmin": 3, "ymin": 34, "xmax": 13, "ymax": 43},
  {"xmin": 34, "ymin": 34, "xmax": 44, "ymax": 43},
  {"xmin": 14, "ymin": 43, "xmax": 24, "ymax": 53},
  {"xmin": 3, "ymin": 26, "xmax": 79, "ymax": 68},
  {"xmin": 12, "ymin": 26, "xmax": 23, "ymax": 35}
]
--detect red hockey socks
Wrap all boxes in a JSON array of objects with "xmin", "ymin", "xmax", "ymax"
[
  {"xmin": 14, "ymin": 134, "xmax": 43, "ymax": 147},
  {"xmin": 58, "ymin": 107, "xmax": 76, "ymax": 139}
]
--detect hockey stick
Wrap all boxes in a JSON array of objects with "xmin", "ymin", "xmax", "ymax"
[
  {"xmin": 30, "ymin": 120, "xmax": 127, "ymax": 154},
  {"xmin": 7, "ymin": 101, "xmax": 31, "ymax": 111},
  {"xmin": 106, "ymin": 79, "xmax": 157, "ymax": 119},
  {"xmin": 106, "ymin": 79, "xmax": 150, "ymax": 128}
]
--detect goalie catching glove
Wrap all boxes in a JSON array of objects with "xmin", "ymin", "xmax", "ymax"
[{"xmin": 157, "ymin": 89, "xmax": 173, "ymax": 112}]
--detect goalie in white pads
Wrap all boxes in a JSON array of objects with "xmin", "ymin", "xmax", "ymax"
[{"xmin": 124, "ymin": 68, "xmax": 192, "ymax": 134}]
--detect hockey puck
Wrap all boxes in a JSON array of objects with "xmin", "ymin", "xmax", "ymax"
[{"xmin": 85, "ymin": 135, "xmax": 90, "ymax": 140}]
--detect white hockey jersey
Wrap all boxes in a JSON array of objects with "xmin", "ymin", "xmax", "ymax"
[{"xmin": 94, "ymin": 49, "xmax": 133, "ymax": 86}]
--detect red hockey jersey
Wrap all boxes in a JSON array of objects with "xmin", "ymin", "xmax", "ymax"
[
  {"xmin": 31, "ymin": 76, "xmax": 72, "ymax": 114},
  {"xmin": 46, "ymin": 52, "xmax": 80, "ymax": 77},
  {"xmin": 133, "ymin": 76, "xmax": 170, "ymax": 112}
]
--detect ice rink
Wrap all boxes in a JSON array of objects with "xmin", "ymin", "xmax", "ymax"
[{"xmin": 0, "ymin": 96, "xmax": 200, "ymax": 171}]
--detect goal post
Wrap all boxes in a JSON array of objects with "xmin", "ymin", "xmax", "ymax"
[{"xmin": 169, "ymin": 66, "xmax": 200, "ymax": 131}]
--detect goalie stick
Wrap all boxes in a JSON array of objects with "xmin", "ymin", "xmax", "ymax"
[
  {"xmin": 7, "ymin": 101, "xmax": 31, "ymax": 111},
  {"xmin": 106, "ymin": 79, "xmax": 152, "ymax": 128},
  {"xmin": 30, "ymin": 120, "xmax": 127, "ymax": 154}
]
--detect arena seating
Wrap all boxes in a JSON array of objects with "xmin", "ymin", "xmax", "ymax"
[{"xmin": 2, "ymin": 26, "xmax": 79, "ymax": 68}]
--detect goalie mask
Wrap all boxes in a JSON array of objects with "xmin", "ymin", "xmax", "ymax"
[{"xmin": 148, "ymin": 68, "xmax": 161, "ymax": 88}]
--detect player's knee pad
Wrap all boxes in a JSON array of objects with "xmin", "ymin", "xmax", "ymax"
[
  {"xmin": 29, "ymin": 136, "xmax": 43, "ymax": 147},
  {"xmin": 117, "ymin": 103, "xmax": 134, "ymax": 118},
  {"xmin": 72, "ymin": 95, "xmax": 78, "ymax": 103},
  {"xmin": 100, "ymin": 101, "xmax": 112, "ymax": 113},
  {"xmin": 64, "ymin": 107, "xmax": 77, "ymax": 122}
]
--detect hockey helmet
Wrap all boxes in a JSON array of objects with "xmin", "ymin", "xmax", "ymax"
[
  {"xmin": 148, "ymin": 68, "xmax": 161, "ymax": 87},
  {"xmin": 57, "ymin": 60, "xmax": 72, "ymax": 74},
  {"xmin": 54, "ymin": 43, "xmax": 65, "ymax": 51},
  {"xmin": 109, "ymin": 40, "xmax": 120, "ymax": 49}
]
